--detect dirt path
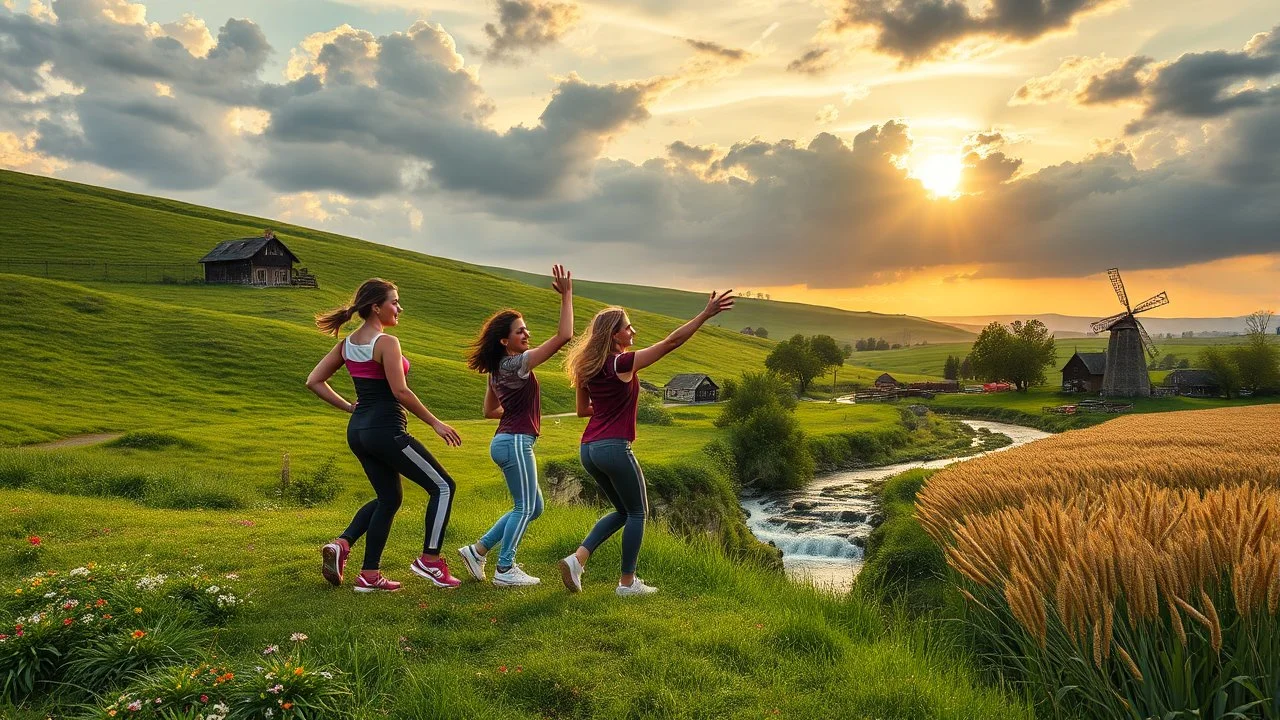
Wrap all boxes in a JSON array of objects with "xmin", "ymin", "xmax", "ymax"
[{"xmin": 27, "ymin": 433, "xmax": 122, "ymax": 450}]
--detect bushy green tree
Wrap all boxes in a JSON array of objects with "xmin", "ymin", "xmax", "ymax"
[
  {"xmin": 716, "ymin": 371, "xmax": 796, "ymax": 427},
  {"xmin": 943, "ymin": 355, "xmax": 960, "ymax": 380},
  {"xmin": 968, "ymin": 320, "xmax": 1056, "ymax": 391}
]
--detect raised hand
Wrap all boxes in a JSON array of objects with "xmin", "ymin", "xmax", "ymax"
[
  {"xmin": 703, "ymin": 289, "xmax": 735, "ymax": 318},
  {"xmin": 432, "ymin": 420, "xmax": 463, "ymax": 447},
  {"xmin": 551, "ymin": 264, "xmax": 572, "ymax": 296}
]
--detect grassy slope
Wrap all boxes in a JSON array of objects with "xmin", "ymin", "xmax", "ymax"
[
  {"xmin": 485, "ymin": 267, "xmax": 976, "ymax": 346},
  {"xmin": 0, "ymin": 170, "xmax": 1030, "ymax": 717}
]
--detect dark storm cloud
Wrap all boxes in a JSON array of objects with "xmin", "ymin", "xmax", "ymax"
[{"xmin": 480, "ymin": 0, "xmax": 581, "ymax": 62}]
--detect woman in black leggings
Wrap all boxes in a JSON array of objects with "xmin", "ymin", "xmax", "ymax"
[{"xmin": 306, "ymin": 278, "xmax": 464, "ymax": 592}]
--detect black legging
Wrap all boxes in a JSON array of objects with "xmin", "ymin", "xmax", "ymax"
[{"xmin": 341, "ymin": 427, "xmax": 456, "ymax": 570}]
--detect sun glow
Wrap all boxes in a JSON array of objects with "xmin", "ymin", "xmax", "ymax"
[{"xmin": 912, "ymin": 154, "xmax": 963, "ymax": 198}]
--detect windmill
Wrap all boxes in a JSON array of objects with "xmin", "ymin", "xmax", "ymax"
[{"xmin": 1090, "ymin": 268, "xmax": 1169, "ymax": 397}]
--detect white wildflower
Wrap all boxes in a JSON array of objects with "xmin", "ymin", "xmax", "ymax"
[
  {"xmin": 69, "ymin": 567, "xmax": 90, "ymax": 577},
  {"xmin": 290, "ymin": 632, "xmax": 308, "ymax": 642}
]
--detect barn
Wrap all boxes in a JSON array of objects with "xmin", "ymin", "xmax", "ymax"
[
  {"xmin": 1163, "ymin": 369, "xmax": 1221, "ymax": 398},
  {"xmin": 664, "ymin": 374, "xmax": 719, "ymax": 403},
  {"xmin": 874, "ymin": 373, "xmax": 899, "ymax": 390},
  {"xmin": 198, "ymin": 231, "xmax": 301, "ymax": 286},
  {"xmin": 1061, "ymin": 351, "xmax": 1107, "ymax": 393}
]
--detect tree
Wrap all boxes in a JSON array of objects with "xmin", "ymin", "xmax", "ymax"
[
  {"xmin": 754, "ymin": 326, "xmax": 769, "ymax": 339},
  {"xmin": 1201, "ymin": 347, "xmax": 1242, "ymax": 398},
  {"xmin": 943, "ymin": 355, "xmax": 960, "ymax": 381},
  {"xmin": 1233, "ymin": 310, "xmax": 1280, "ymax": 394},
  {"xmin": 959, "ymin": 354, "xmax": 973, "ymax": 380},
  {"xmin": 855, "ymin": 338, "xmax": 867, "ymax": 352},
  {"xmin": 1177, "ymin": 358, "xmax": 1190, "ymax": 369},
  {"xmin": 875, "ymin": 338, "xmax": 890, "ymax": 351},
  {"xmin": 810, "ymin": 334, "xmax": 846, "ymax": 389},
  {"xmin": 716, "ymin": 371, "xmax": 796, "ymax": 426},
  {"xmin": 841, "ymin": 343, "xmax": 853, "ymax": 358},
  {"xmin": 968, "ymin": 320, "xmax": 1056, "ymax": 391},
  {"xmin": 764, "ymin": 335, "xmax": 824, "ymax": 393},
  {"xmin": 890, "ymin": 343, "xmax": 902, "ymax": 350}
]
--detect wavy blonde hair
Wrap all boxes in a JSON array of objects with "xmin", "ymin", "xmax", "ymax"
[{"xmin": 563, "ymin": 307, "xmax": 628, "ymax": 387}]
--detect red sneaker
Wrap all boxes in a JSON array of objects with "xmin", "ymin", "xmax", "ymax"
[
  {"xmin": 321, "ymin": 542, "xmax": 349, "ymax": 586},
  {"xmin": 410, "ymin": 557, "xmax": 461, "ymax": 588},
  {"xmin": 353, "ymin": 572, "xmax": 401, "ymax": 593}
]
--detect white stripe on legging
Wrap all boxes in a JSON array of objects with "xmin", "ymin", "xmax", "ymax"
[
  {"xmin": 509, "ymin": 435, "xmax": 536, "ymax": 560},
  {"xmin": 401, "ymin": 445, "xmax": 452, "ymax": 551}
]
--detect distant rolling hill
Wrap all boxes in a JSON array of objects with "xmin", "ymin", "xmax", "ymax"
[
  {"xmin": 931, "ymin": 313, "xmax": 1252, "ymax": 337},
  {"xmin": 485, "ymin": 267, "xmax": 976, "ymax": 347}
]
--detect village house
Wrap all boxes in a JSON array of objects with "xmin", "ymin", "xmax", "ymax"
[
  {"xmin": 874, "ymin": 373, "xmax": 899, "ymax": 390},
  {"xmin": 198, "ymin": 231, "xmax": 315, "ymax": 287},
  {"xmin": 1163, "ymin": 369, "xmax": 1221, "ymax": 398},
  {"xmin": 663, "ymin": 374, "xmax": 720, "ymax": 403},
  {"xmin": 1061, "ymin": 351, "xmax": 1107, "ymax": 393}
]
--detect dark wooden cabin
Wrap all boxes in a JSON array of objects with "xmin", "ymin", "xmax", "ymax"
[
  {"xmin": 1061, "ymin": 351, "xmax": 1107, "ymax": 393},
  {"xmin": 199, "ymin": 231, "xmax": 299, "ymax": 286},
  {"xmin": 664, "ymin": 374, "xmax": 720, "ymax": 403}
]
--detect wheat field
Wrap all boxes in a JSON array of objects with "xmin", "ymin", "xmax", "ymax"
[{"xmin": 916, "ymin": 406, "xmax": 1280, "ymax": 718}]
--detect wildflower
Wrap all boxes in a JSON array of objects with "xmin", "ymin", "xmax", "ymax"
[
  {"xmin": 30, "ymin": 578, "xmax": 43, "ymax": 587},
  {"xmin": 103, "ymin": 614, "xmax": 113, "ymax": 619},
  {"xmin": 28, "ymin": 536, "xmax": 41, "ymax": 545},
  {"xmin": 108, "ymin": 711, "xmax": 117, "ymax": 717},
  {"xmin": 63, "ymin": 599, "xmax": 80, "ymax": 609},
  {"xmin": 319, "ymin": 671, "xmax": 333, "ymax": 680},
  {"xmin": 199, "ymin": 695, "xmax": 208, "ymax": 704},
  {"xmin": 290, "ymin": 632, "xmax": 308, "ymax": 642},
  {"xmin": 127, "ymin": 700, "xmax": 142, "ymax": 711},
  {"xmin": 63, "ymin": 618, "xmax": 74, "ymax": 626},
  {"xmin": 95, "ymin": 598, "xmax": 107, "ymax": 607},
  {"xmin": 498, "ymin": 665, "xmax": 508, "ymax": 674},
  {"xmin": 12, "ymin": 589, "xmax": 21, "ymax": 595},
  {"xmin": 268, "ymin": 683, "xmax": 284, "ymax": 694},
  {"xmin": 70, "ymin": 567, "xmax": 89, "ymax": 576},
  {"xmin": 154, "ymin": 698, "xmax": 162, "ymax": 704},
  {"xmin": 134, "ymin": 607, "xmax": 143, "ymax": 614},
  {"xmin": 81, "ymin": 614, "xmax": 94, "ymax": 623},
  {"xmin": 264, "ymin": 710, "xmax": 273, "ymax": 719},
  {"xmin": 132, "ymin": 630, "xmax": 146, "ymax": 639},
  {"xmin": 206, "ymin": 585, "xmax": 221, "ymax": 594},
  {"xmin": 282, "ymin": 702, "xmax": 294, "ymax": 710},
  {"xmin": 263, "ymin": 645, "xmax": 278, "ymax": 655},
  {"xmin": 293, "ymin": 667, "xmax": 304, "ymax": 676},
  {"xmin": 515, "ymin": 665, "xmax": 523, "ymax": 673}
]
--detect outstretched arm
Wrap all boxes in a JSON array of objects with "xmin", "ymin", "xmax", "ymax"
[
  {"xmin": 306, "ymin": 341, "xmax": 355, "ymax": 413},
  {"xmin": 524, "ymin": 264, "xmax": 574, "ymax": 371},
  {"xmin": 381, "ymin": 336, "xmax": 462, "ymax": 447},
  {"xmin": 623, "ymin": 290, "xmax": 735, "ymax": 379}
]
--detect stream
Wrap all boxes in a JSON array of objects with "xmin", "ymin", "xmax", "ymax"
[{"xmin": 739, "ymin": 419, "xmax": 1050, "ymax": 593}]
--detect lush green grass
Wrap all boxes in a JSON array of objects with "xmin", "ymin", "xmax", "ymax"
[
  {"xmin": 487, "ymin": 266, "xmax": 976, "ymax": 347},
  {"xmin": 0, "ymin": 169, "xmax": 1037, "ymax": 717},
  {"xmin": 843, "ymin": 337, "xmax": 1257, "ymax": 379}
]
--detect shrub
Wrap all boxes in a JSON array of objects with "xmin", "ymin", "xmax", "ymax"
[
  {"xmin": 728, "ymin": 404, "xmax": 813, "ymax": 491},
  {"xmin": 278, "ymin": 456, "xmax": 341, "ymax": 507},
  {"xmin": 636, "ymin": 392, "xmax": 674, "ymax": 426},
  {"xmin": 715, "ymin": 371, "xmax": 795, "ymax": 427},
  {"xmin": 106, "ymin": 432, "xmax": 199, "ymax": 451}
]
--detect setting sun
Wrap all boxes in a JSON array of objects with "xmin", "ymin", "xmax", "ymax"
[{"xmin": 912, "ymin": 154, "xmax": 963, "ymax": 198}]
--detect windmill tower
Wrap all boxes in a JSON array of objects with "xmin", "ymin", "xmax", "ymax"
[{"xmin": 1090, "ymin": 268, "xmax": 1169, "ymax": 397}]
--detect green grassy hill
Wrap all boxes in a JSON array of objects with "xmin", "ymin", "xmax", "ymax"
[
  {"xmin": 485, "ymin": 267, "xmax": 975, "ymax": 347},
  {"xmin": 0, "ymin": 169, "xmax": 1031, "ymax": 718}
]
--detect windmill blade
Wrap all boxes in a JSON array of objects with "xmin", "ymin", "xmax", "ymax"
[
  {"xmin": 1090, "ymin": 310, "xmax": 1128, "ymax": 334},
  {"xmin": 1137, "ymin": 320, "xmax": 1159, "ymax": 358},
  {"xmin": 1130, "ymin": 291, "xmax": 1170, "ymax": 315},
  {"xmin": 1107, "ymin": 268, "xmax": 1131, "ymax": 312}
]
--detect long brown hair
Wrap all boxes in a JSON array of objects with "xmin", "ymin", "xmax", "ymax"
[
  {"xmin": 467, "ymin": 309, "xmax": 522, "ymax": 375},
  {"xmin": 315, "ymin": 278, "xmax": 397, "ymax": 336},
  {"xmin": 563, "ymin": 307, "xmax": 627, "ymax": 387}
]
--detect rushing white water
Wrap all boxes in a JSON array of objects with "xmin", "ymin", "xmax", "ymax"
[{"xmin": 740, "ymin": 419, "xmax": 1051, "ymax": 593}]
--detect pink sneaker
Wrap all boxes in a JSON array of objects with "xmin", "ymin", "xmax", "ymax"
[
  {"xmin": 410, "ymin": 557, "xmax": 461, "ymax": 588},
  {"xmin": 321, "ymin": 541, "xmax": 350, "ymax": 586},
  {"xmin": 353, "ymin": 572, "xmax": 401, "ymax": 593}
]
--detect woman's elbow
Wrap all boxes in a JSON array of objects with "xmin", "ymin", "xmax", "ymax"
[{"xmin": 393, "ymin": 388, "xmax": 415, "ymax": 403}]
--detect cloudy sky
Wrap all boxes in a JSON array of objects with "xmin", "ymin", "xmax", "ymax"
[{"xmin": 2, "ymin": 0, "xmax": 1277, "ymax": 317}]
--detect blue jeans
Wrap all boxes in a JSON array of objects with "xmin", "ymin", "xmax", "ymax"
[
  {"xmin": 479, "ymin": 433, "xmax": 544, "ymax": 568},
  {"xmin": 579, "ymin": 439, "xmax": 648, "ymax": 575}
]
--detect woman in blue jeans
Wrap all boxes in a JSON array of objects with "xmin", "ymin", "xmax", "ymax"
[{"xmin": 457, "ymin": 265, "xmax": 573, "ymax": 586}]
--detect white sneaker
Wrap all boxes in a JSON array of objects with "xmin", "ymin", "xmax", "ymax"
[
  {"xmin": 615, "ymin": 578, "xmax": 658, "ymax": 597},
  {"xmin": 493, "ymin": 565, "xmax": 540, "ymax": 587},
  {"xmin": 457, "ymin": 545, "xmax": 486, "ymax": 581},
  {"xmin": 558, "ymin": 554, "xmax": 583, "ymax": 593}
]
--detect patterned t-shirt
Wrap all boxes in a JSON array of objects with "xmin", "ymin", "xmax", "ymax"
[{"xmin": 492, "ymin": 351, "xmax": 541, "ymax": 436}]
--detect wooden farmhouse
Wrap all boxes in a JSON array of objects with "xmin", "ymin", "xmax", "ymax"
[
  {"xmin": 1061, "ymin": 351, "xmax": 1107, "ymax": 393},
  {"xmin": 1163, "ymin": 369, "xmax": 1221, "ymax": 398},
  {"xmin": 874, "ymin": 373, "xmax": 899, "ymax": 390},
  {"xmin": 199, "ymin": 231, "xmax": 313, "ymax": 286},
  {"xmin": 664, "ymin": 374, "xmax": 720, "ymax": 403}
]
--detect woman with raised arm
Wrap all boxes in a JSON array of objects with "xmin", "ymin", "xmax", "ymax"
[
  {"xmin": 457, "ymin": 265, "xmax": 574, "ymax": 587},
  {"xmin": 558, "ymin": 290, "xmax": 734, "ymax": 596},
  {"xmin": 306, "ymin": 279, "xmax": 465, "ymax": 593}
]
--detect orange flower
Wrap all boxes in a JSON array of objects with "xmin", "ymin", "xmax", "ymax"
[
  {"xmin": 132, "ymin": 630, "xmax": 146, "ymax": 639},
  {"xmin": 27, "ymin": 536, "xmax": 40, "ymax": 546},
  {"xmin": 498, "ymin": 665, "xmax": 508, "ymax": 674},
  {"xmin": 102, "ymin": 614, "xmax": 113, "ymax": 619},
  {"xmin": 63, "ymin": 618, "xmax": 73, "ymax": 626},
  {"xmin": 282, "ymin": 703, "xmax": 294, "ymax": 710},
  {"xmin": 293, "ymin": 667, "xmax": 304, "ymax": 676}
]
